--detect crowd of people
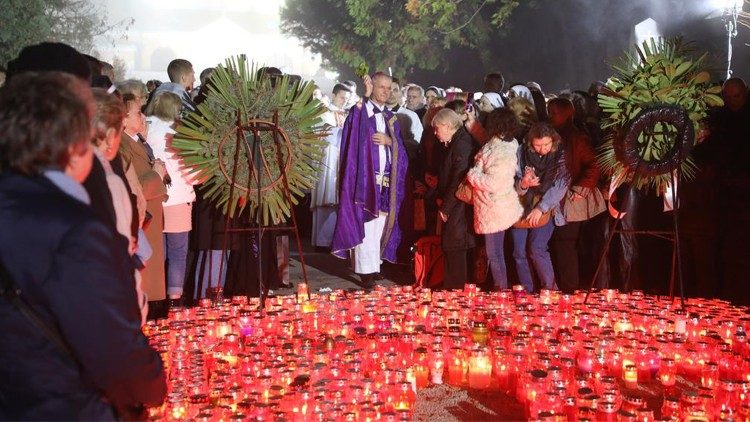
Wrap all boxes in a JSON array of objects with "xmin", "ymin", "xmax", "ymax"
[
  {"xmin": 0, "ymin": 38, "xmax": 748, "ymax": 418},
  {"xmin": 312, "ymin": 70, "xmax": 750, "ymax": 306}
]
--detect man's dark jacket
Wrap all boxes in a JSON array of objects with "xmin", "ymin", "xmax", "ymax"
[
  {"xmin": 437, "ymin": 127, "xmax": 477, "ymax": 251},
  {"xmin": 0, "ymin": 173, "xmax": 166, "ymax": 420}
]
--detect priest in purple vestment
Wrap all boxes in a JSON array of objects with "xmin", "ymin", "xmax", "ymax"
[{"xmin": 331, "ymin": 72, "xmax": 409, "ymax": 287}]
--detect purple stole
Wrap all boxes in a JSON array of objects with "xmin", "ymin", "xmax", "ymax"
[
  {"xmin": 373, "ymin": 129, "xmax": 392, "ymax": 214},
  {"xmin": 330, "ymin": 100, "xmax": 408, "ymax": 263}
]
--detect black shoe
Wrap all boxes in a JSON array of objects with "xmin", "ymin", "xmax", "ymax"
[
  {"xmin": 373, "ymin": 272, "xmax": 385, "ymax": 281},
  {"xmin": 168, "ymin": 297, "xmax": 184, "ymax": 309},
  {"xmin": 358, "ymin": 273, "xmax": 377, "ymax": 289},
  {"xmin": 147, "ymin": 300, "xmax": 169, "ymax": 320}
]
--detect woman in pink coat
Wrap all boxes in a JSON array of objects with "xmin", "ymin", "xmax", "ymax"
[{"xmin": 466, "ymin": 108, "xmax": 524, "ymax": 290}]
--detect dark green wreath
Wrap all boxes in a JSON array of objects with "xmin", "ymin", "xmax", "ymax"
[
  {"xmin": 171, "ymin": 56, "xmax": 328, "ymax": 225},
  {"xmin": 597, "ymin": 38, "xmax": 723, "ymax": 192},
  {"xmin": 616, "ymin": 105, "xmax": 695, "ymax": 178}
]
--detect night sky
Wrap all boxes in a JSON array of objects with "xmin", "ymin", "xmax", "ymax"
[{"xmin": 401, "ymin": 0, "xmax": 749, "ymax": 94}]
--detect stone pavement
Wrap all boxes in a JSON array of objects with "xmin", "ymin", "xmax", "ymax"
[{"xmin": 268, "ymin": 237, "xmax": 414, "ymax": 297}]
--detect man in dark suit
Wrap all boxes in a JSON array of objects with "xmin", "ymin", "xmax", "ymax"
[{"xmin": 0, "ymin": 72, "xmax": 166, "ymax": 419}]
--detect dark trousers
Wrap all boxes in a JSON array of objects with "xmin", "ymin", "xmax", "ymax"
[
  {"xmin": 680, "ymin": 232, "xmax": 719, "ymax": 299},
  {"xmin": 718, "ymin": 189, "xmax": 750, "ymax": 305},
  {"xmin": 615, "ymin": 188, "xmax": 640, "ymax": 292},
  {"xmin": 579, "ymin": 213, "xmax": 610, "ymax": 290},
  {"xmin": 443, "ymin": 248, "xmax": 469, "ymax": 290},
  {"xmin": 550, "ymin": 221, "xmax": 582, "ymax": 293}
]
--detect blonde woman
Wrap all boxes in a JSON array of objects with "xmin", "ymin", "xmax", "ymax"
[
  {"xmin": 507, "ymin": 96, "xmax": 538, "ymax": 139},
  {"xmin": 145, "ymin": 92, "xmax": 196, "ymax": 304},
  {"xmin": 432, "ymin": 108, "xmax": 477, "ymax": 289}
]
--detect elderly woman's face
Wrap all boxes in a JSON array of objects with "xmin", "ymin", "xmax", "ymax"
[
  {"xmin": 433, "ymin": 121, "xmax": 457, "ymax": 144},
  {"xmin": 104, "ymin": 123, "xmax": 124, "ymax": 161},
  {"xmin": 478, "ymin": 96, "xmax": 494, "ymax": 113},
  {"xmin": 425, "ymin": 90, "xmax": 438, "ymax": 107},
  {"xmin": 531, "ymin": 136, "xmax": 554, "ymax": 156},
  {"xmin": 123, "ymin": 100, "xmax": 145, "ymax": 134},
  {"xmin": 67, "ymin": 141, "xmax": 94, "ymax": 183}
]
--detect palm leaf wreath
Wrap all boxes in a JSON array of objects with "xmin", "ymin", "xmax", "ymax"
[
  {"xmin": 597, "ymin": 38, "xmax": 723, "ymax": 192},
  {"xmin": 172, "ymin": 55, "xmax": 328, "ymax": 225}
]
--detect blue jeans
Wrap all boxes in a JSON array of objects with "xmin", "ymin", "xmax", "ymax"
[
  {"xmin": 511, "ymin": 219, "xmax": 557, "ymax": 292},
  {"xmin": 194, "ymin": 250, "xmax": 228, "ymax": 299},
  {"xmin": 485, "ymin": 231, "xmax": 508, "ymax": 290},
  {"xmin": 164, "ymin": 231, "xmax": 189, "ymax": 297}
]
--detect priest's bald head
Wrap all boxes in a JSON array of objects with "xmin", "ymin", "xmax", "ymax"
[{"xmin": 371, "ymin": 72, "xmax": 392, "ymax": 106}]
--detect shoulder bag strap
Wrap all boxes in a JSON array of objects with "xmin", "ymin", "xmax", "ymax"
[{"xmin": 0, "ymin": 258, "xmax": 79, "ymax": 364}]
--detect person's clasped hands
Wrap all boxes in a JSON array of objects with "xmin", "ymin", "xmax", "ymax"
[{"xmin": 519, "ymin": 166, "xmax": 540, "ymax": 190}]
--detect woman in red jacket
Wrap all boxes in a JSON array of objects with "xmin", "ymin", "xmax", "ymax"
[{"xmin": 547, "ymin": 98, "xmax": 605, "ymax": 293}]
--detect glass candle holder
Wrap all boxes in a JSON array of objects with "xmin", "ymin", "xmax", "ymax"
[
  {"xmin": 447, "ymin": 348, "xmax": 466, "ymax": 386},
  {"xmin": 623, "ymin": 364, "xmax": 638, "ymax": 389},
  {"xmin": 430, "ymin": 351, "xmax": 445, "ymax": 385},
  {"xmin": 659, "ymin": 358, "xmax": 677, "ymax": 389},
  {"xmin": 701, "ymin": 361, "xmax": 719, "ymax": 390},
  {"xmin": 577, "ymin": 347, "xmax": 595, "ymax": 374},
  {"xmin": 296, "ymin": 282, "xmax": 310, "ymax": 303},
  {"xmin": 412, "ymin": 362, "xmax": 429, "ymax": 390},
  {"xmin": 471, "ymin": 320, "xmax": 489, "ymax": 345},
  {"xmin": 467, "ymin": 347, "xmax": 492, "ymax": 389}
]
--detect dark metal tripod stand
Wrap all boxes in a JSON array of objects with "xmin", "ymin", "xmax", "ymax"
[
  {"xmin": 584, "ymin": 163, "xmax": 686, "ymax": 308},
  {"xmin": 215, "ymin": 109, "xmax": 310, "ymax": 310}
]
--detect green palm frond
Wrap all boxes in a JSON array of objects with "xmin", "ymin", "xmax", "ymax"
[
  {"xmin": 173, "ymin": 55, "xmax": 327, "ymax": 225},
  {"xmin": 597, "ymin": 37, "xmax": 722, "ymax": 192}
]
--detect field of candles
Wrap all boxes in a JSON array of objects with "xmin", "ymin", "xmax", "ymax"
[{"xmin": 144, "ymin": 285, "xmax": 750, "ymax": 420}]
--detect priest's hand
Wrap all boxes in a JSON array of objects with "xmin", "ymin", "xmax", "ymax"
[{"xmin": 372, "ymin": 133, "xmax": 392, "ymax": 146}]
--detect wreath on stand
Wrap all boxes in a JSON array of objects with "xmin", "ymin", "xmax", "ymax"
[
  {"xmin": 171, "ymin": 56, "xmax": 328, "ymax": 225},
  {"xmin": 597, "ymin": 38, "xmax": 724, "ymax": 191}
]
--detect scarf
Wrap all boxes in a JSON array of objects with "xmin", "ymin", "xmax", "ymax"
[
  {"xmin": 482, "ymin": 92, "xmax": 505, "ymax": 109},
  {"xmin": 522, "ymin": 143, "xmax": 562, "ymax": 195}
]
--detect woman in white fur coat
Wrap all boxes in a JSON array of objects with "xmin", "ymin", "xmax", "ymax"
[{"xmin": 466, "ymin": 108, "xmax": 524, "ymax": 290}]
